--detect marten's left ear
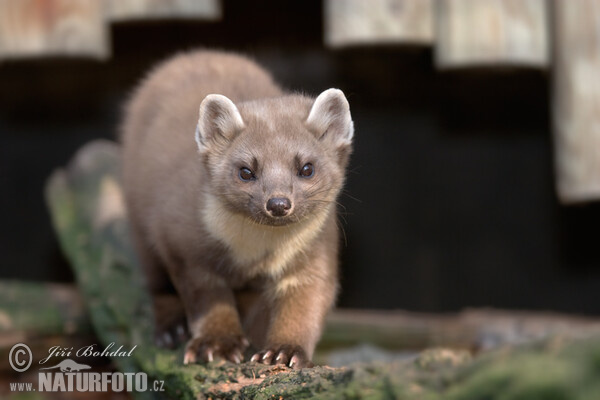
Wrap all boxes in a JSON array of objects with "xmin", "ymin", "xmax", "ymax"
[{"xmin": 306, "ymin": 88, "xmax": 354, "ymax": 147}]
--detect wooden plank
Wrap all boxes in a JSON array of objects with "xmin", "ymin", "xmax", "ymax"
[
  {"xmin": 552, "ymin": 0, "xmax": 600, "ymax": 203},
  {"xmin": 321, "ymin": 308, "xmax": 600, "ymax": 352},
  {"xmin": 435, "ymin": 0, "xmax": 549, "ymax": 68},
  {"xmin": 107, "ymin": 0, "xmax": 221, "ymax": 22},
  {"xmin": 324, "ymin": 0, "xmax": 433, "ymax": 48},
  {"xmin": 0, "ymin": 0, "xmax": 109, "ymax": 60}
]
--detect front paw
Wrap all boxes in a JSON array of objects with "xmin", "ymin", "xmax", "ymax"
[
  {"xmin": 251, "ymin": 344, "xmax": 313, "ymax": 369},
  {"xmin": 183, "ymin": 334, "xmax": 249, "ymax": 365}
]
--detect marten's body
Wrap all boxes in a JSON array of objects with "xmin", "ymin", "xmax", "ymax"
[{"xmin": 121, "ymin": 50, "xmax": 354, "ymax": 368}]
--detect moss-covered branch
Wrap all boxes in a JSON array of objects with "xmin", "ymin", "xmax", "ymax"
[{"xmin": 43, "ymin": 139, "xmax": 600, "ymax": 399}]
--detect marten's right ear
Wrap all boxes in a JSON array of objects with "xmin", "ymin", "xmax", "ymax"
[{"xmin": 196, "ymin": 94, "xmax": 245, "ymax": 151}]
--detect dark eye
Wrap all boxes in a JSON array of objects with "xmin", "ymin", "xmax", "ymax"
[
  {"xmin": 299, "ymin": 163, "xmax": 314, "ymax": 178},
  {"xmin": 239, "ymin": 167, "xmax": 256, "ymax": 181}
]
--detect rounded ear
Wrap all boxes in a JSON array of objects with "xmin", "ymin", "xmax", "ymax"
[
  {"xmin": 306, "ymin": 88, "xmax": 354, "ymax": 146},
  {"xmin": 195, "ymin": 94, "xmax": 245, "ymax": 151}
]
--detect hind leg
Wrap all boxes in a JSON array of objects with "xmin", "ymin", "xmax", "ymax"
[
  {"xmin": 237, "ymin": 289, "xmax": 270, "ymax": 351},
  {"xmin": 131, "ymin": 229, "xmax": 189, "ymax": 348},
  {"xmin": 152, "ymin": 293, "xmax": 189, "ymax": 348}
]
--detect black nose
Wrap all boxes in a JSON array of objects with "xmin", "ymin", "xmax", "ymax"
[{"xmin": 266, "ymin": 197, "xmax": 292, "ymax": 217}]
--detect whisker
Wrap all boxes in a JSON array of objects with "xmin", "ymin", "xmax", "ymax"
[
  {"xmin": 305, "ymin": 187, "xmax": 335, "ymax": 198},
  {"xmin": 306, "ymin": 198, "xmax": 348, "ymax": 213},
  {"xmin": 336, "ymin": 217, "xmax": 348, "ymax": 247},
  {"xmin": 346, "ymin": 166, "xmax": 362, "ymax": 175},
  {"xmin": 340, "ymin": 191, "xmax": 362, "ymax": 204}
]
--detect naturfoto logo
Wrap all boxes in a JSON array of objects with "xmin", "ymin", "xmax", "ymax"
[{"xmin": 39, "ymin": 359, "xmax": 91, "ymax": 372}]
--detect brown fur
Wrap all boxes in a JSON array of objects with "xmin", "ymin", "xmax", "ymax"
[{"xmin": 121, "ymin": 50, "xmax": 353, "ymax": 368}]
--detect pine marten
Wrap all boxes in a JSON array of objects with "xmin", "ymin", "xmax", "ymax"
[{"xmin": 121, "ymin": 50, "xmax": 354, "ymax": 368}]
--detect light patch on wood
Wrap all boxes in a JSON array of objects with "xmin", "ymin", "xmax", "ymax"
[
  {"xmin": 435, "ymin": 0, "xmax": 549, "ymax": 68},
  {"xmin": 94, "ymin": 176, "xmax": 126, "ymax": 229},
  {"xmin": 0, "ymin": 0, "xmax": 109, "ymax": 60},
  {"xmin": 552, "ymin": 0, "xmax": 600, "ymax": 203},
  {"xmin": 202, "ymin": 194, "xmax": 331, "ymax": 278},
  {"xmin": 325, "ymin": 0, "xmax": 433, "ymax": 48},
  {"xmin": 107, "ymin": 0, "xmax": 221, "ymax": 21}
]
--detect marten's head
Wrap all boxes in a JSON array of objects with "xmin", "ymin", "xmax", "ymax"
[{"xmin": 195, "ymin": 89, "xmax": 353, "ymax": 227}]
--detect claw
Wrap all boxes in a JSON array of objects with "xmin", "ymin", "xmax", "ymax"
[
  {"xmin": 176, "ymin": 325, "xmax": 186, "ymax": 339},
  {"xmin": 183, "ymin": 350, "xmax": 196, "ymax": 365},
  {"xmin": 163, "ymin": 333, "xmax": 173, "ymax": 348},
  {"xmin": 289, "ymin": 355, "xmax": 298, "ymax": 368},
  {"xmin": 275, "ymin": 351, "xmax": 289, "ymax": 365},
  {"xmin": 262, "ymin": 350, "xmax": 274, "ymax": 364},
  {"xmin": 252, "ymin": 345, "xmax": 311, "ymax": 369}
]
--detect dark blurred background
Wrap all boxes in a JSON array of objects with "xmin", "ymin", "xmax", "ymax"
[{"xmin": 1, "ymin": 0, "xmax": 599, "ymax": 314}]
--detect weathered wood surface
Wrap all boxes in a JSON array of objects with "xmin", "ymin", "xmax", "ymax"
[
  {"xmin": 0, "ymin": 0, "xmax": 109, "ymax": 60},
  {"xmin": 552, "ymin": 0, "xmax": 600, "ymax": 203},
  {"xmin": 321, "ymin": 308, "xmax": 600, "ymax": 353},
  {"xmin": 0, "ymin": 0, "xmax": 220, "ymax": 61},
  {"xmin": 107, "ymin": 0, "xmax": 221, "ymax": 22},
  {"xmin": 435, "ymin": 0, "xmax": 549, "ymax": 68},
  {"xmin": 324, "ymin": 0, "xmax": 433, "ymax": 48},
  {"xmin": 43, "ymin": 139, "xmax": 600, "ymax": 399}
]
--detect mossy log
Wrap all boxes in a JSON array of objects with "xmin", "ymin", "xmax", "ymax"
[
  {"xmin": 3, "ymin": 279, "xmax": 600, "ymax": 358},
  {"xmin": 44, "ymin": 139, "xmax": 600, "ymax": 399}
]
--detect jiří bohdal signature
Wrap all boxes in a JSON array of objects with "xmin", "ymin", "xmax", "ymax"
[{"xmin": 39, "ymin": 342, "xmax": 137, "ymax": 365}]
